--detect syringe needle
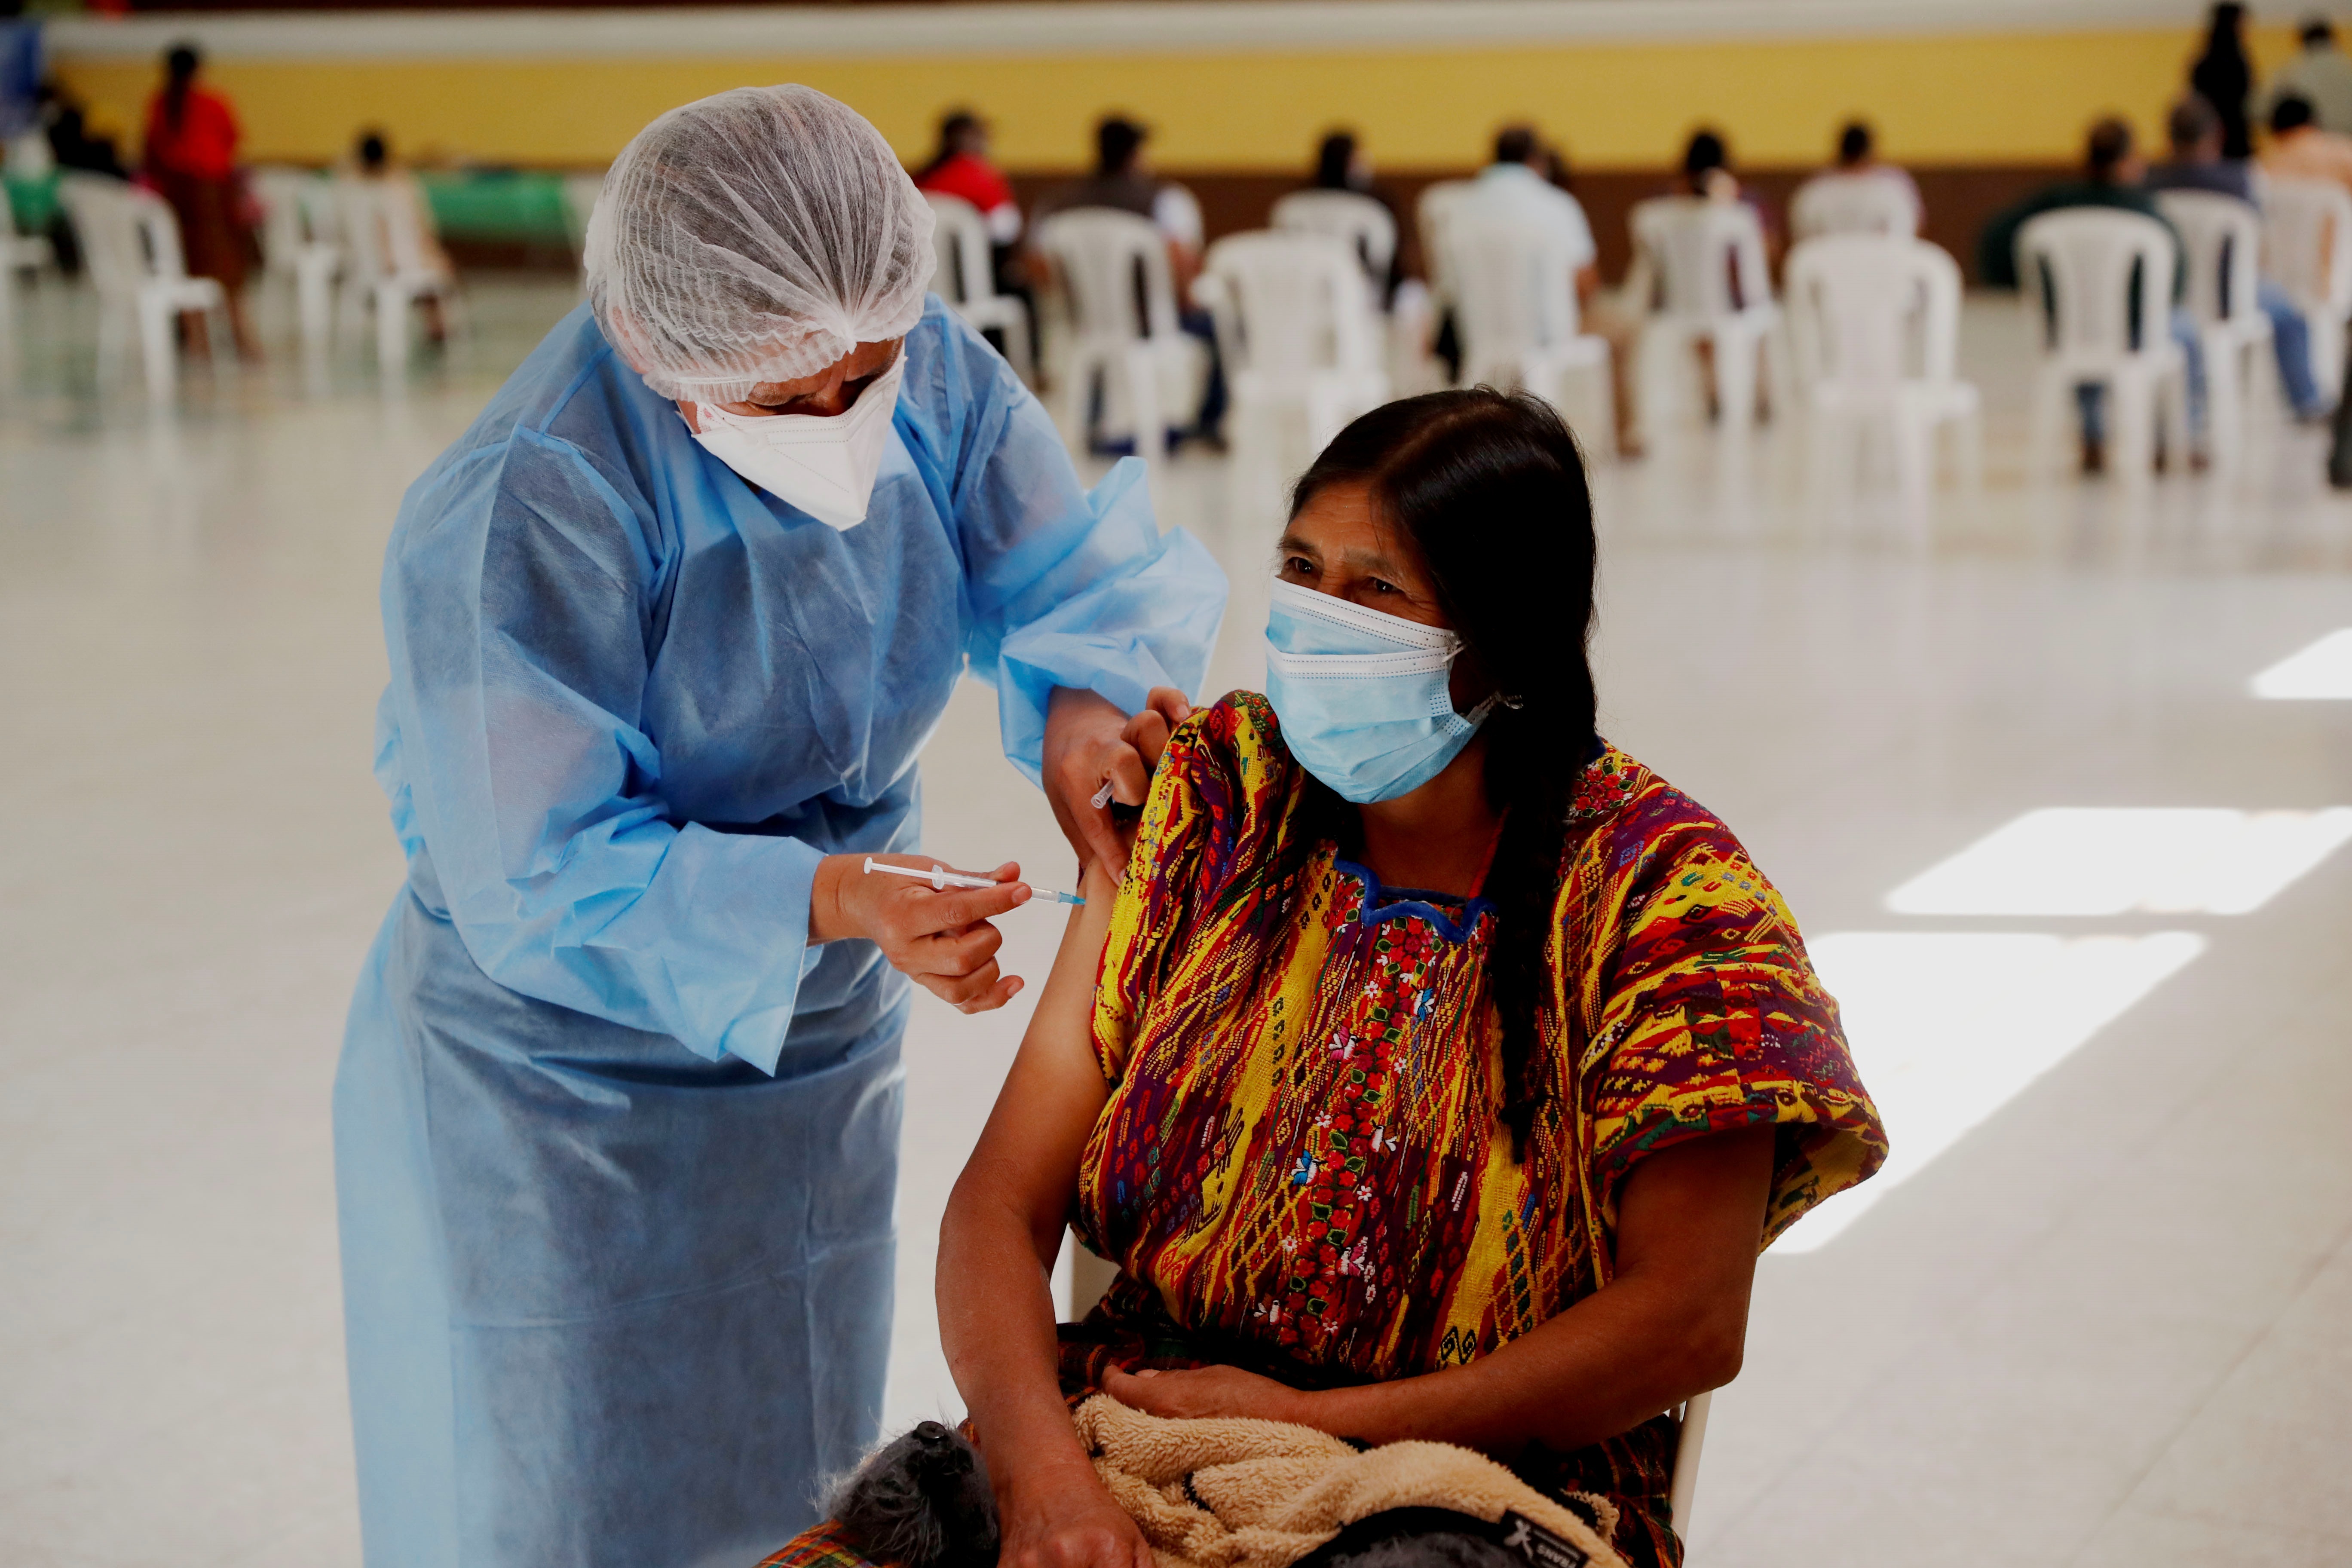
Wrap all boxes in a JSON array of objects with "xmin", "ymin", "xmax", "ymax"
[{"xmin": 861, "ymin": 857, "xmax": 1083, "ymax": 906}]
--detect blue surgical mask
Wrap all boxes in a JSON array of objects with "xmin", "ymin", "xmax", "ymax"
[{"xmin": 1262, "ymin": 578, "xmax": 1499, "ymax": 803}]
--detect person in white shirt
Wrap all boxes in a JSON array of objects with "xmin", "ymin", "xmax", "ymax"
[
  {"xmin": 1447, "ymin": 126, "xmax": 1637, "ymax": 455},
  {"xmin": 2263, "ymin": 17, "xmax": 2352, "ymax": 137},
  {"xmin": 1791, "ymin": 120, "xmax": 1925, "ymax": 238}
]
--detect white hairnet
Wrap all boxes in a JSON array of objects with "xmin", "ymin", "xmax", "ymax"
[{"xmin": 586, "ymin": 85, "xmax": 937, "ymax": 403}]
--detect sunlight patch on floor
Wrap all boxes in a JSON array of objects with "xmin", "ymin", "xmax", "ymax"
[
  {"xmin": 1884, "ymin": 807, "xmax": 2352, "ymax": 917},
  {"xmin": 1776, "ymin": 930, "xmax": 2206, "ymax": 1253}
]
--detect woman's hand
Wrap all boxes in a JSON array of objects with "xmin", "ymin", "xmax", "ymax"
[
  {"xmin": 1043, "ymin": 686, "xmax": 1194, "ymax": 870},
  {"xmin": 1101, "ymin": 1364, "xmax": 1313, "ymax": 1427},
  {"xmin": 995, "ymin": 1455, "xmax": 1155, "ymax": 1568},
  {"xmin": 808, "ymin": 854, "xmax": 1029, "ymax": 1013}
]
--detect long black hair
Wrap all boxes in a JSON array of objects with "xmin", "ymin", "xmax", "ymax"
[
  {"xmin": 161, "ymin": 43, "xmax": 199, "ymax": 134},
  {"xmin": 1287, "ymin": 389, "xmax": 1599, "ymax": 1156}
]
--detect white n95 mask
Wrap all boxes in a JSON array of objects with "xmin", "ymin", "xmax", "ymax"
[
  {"xmin": 689, "ymin": 353, "xmax": 905, "ymax": 530},
  {"xmin": 1262, "ymin": 578, "xmax": 1499, "ymax": 804}
]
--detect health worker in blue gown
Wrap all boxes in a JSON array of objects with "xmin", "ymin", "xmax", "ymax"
[{"xmin": 332, "ymin": 85, "xmax": 1227, "ymax": 1568}]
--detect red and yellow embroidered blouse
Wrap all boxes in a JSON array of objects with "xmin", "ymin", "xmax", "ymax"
[{"xmin": 1078, "ymin": 694, "xmax": 1884, "ymax": 1384}]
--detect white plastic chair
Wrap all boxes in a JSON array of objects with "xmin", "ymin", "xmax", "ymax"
[
  {"xmin": 1196, "ymin": 229, "xmax": 1389, "ymax": 505},
  {"xmin": 1033, "ymin": 207, "xmax": 1207, "ymax": 461},
  {"xmin": 1443, "ymin": 215, "xmax": 1615, "ymax": 450},
  {"xmin": 2158, "ymin": 189, "xmax": 2272, "ymax": 468},
  {"xmin": 1785, "ymin": 234, "xmax": 1980, "ymax": 530},
  {"xmin": 1629, "ymin": 196, "xmax": 1782, "ymax": 431},
  {"xmin": 1414, "ymin": 179, "xmax": 1476, "ymax": 306},
  {"xmin": 1271, "ymin": 189, "xmax": 1397, "ymax": 300},
  {"xmin": 58, "ymin": 173, "xmax": 230, "ymax": 400},
  {"xmin": 2261, "ymin": 177, "xmax": 2352, "ymax": 398},
  {"xmin": 337, "ymin": 175, "xmax": 462, "ymax": 371},
  {"xmin": 251, "ymin": 165, "xmax": 343, "ymax": 356},
  {"xmin": 1790, "ymin": 172, "xmax": 1920, "ymax": 240},
  {"xmin": 2016, "ymin": 208, "xmax": 2190, "ymax": 482},
  {"xmin": 924, "ymin": 191, "xmax": 1034, "ymax": 385},
  {"xmin": 560, "ymin": 170, "xmax": 606, "ymax": 267}
]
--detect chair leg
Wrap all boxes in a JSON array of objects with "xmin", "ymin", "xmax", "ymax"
[
  {"xmin": 377, "ymin": 284, "xmax": 409, "ymax": 371},
  {"xmin": 2027, "ymin": 371, "xmax": 2068, "ymax": 483},
  {"xmin": 1126, "ymin": 343, "xmax": 1164, "ymax": 464},
  {"xmin": 1715, "ymin": 329, "xmax": 1760, "ymax": 430},
  {"xmin": 136, "ymin": 292, "xmax": 175, "ymax": 401}
]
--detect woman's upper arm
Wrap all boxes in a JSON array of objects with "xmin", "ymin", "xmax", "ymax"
[{"xmin": 958, "ymin": 863, "xmax": 1121, "ymax": 1241}]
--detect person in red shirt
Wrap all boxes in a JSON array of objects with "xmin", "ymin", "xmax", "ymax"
[
  {"xmin": 143, "ymin": 43, "xmax": 257, "ymax": 358},
  {"xmin": 913, "ymin": 108, "xmax": 1036, "ymax": 368},
  {"xmin": 914, "ymin": 108, "xmax": 1021, "ymax": 245}
]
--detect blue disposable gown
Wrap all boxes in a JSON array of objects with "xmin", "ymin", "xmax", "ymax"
[{"xmin": 334, "ymin": 298, "xmax": 1226, "ymax": 1568}]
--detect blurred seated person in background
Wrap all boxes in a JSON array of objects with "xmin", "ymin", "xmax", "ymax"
[
  {"xmin": 1307, "ymin": 129, "xmax": 1406, "ymax": 306},
  {"xmin": 1450, "ymin": 124, "xmax": 1638, "ymax": 456},
  {"xmin": 1034, "ymin": 115, "xmax": 1224, "ymax": 448},
  {"xmin": 1791, "ymin": 119, "xmax": 1923, "ymax": 233},
  {"xmin": 1676, "ymin": 128, "xmax": 1780, "ymax": 263},
  {"xmin": 352, "ymin": 128, "xmax": 452, "ymax": 344},
  {"xmin": 2149, "ymin": 94, "xmax": 2328, "ymax": 419},
  {"xmin": 1979, "ymin": 117, "xmax": 2206, "ymax": 472},
  {"xmin": 915, "ymin": 107, "xmax": 1037, "ymax": 363},
  {"xmin": 2260, "ymin": 92, "xmax": 2352, "ymax": 190},
  {"xmin": 143, "ymin": 43, "xmax": 257, "ymax": 359},
  {"xmin": 915, "ymin": 108, "xmax": 1022, "ymax": 246},
  {"xmin": 2262, "ymin": 16, "xmax": 2352, "ymax": 136}
]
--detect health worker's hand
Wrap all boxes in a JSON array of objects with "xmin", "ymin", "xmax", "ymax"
[
  {"xmin": 995, "ymin": 1456, "xmax": 1155, "ymax": 1568},
  {"xmin": 809, "ymin": 854, "xmax": 1029, "ymax": 1013},
  {"xmin": 1043, "ymin": 686, "xmax": 1194, "ymax": 871},
  {"xmin": 1101, "ymin": 1363, "xmax": 1313, "ymax": 1427}
]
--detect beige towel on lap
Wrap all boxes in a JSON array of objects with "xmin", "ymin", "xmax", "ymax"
[{"xmin": 1072, "ymin": 1396, "xmax": 1628, "ymax": 1568}]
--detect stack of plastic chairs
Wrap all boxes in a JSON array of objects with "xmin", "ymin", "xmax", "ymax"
[
  {"xmin": 1785, "ymin": 233, "xmax": 1980, "ymax": 533},
  {"xmin": 1196, "ymin": 229, "xmax": 1389, "ymax": 507},
  {"xmin": 251, "ymin": 165, "xmax": 343, "ymax": 357},
  {"xmin": 1442, "ymin": 215, "xmax": 1614, "ymax": 450},
  {"xmin": 2157, "ymin": 188, "xmax": 2272, "ymax": 468},
  {"xmin": 337, "ymin": 175, "xmax": 464, "ymax": 371},
  {"xmin": 2261, "ymin": 177, "xmax": 2352, "ymax": 398},
  {"xmin": 1790, "ymin": 174, "xmax": 1920, "ymax": 241},
  {"xmin": 923, "ymin": 191, "xmax": 1033, "ymax": 384},
  {"xmin": 2016, "ymin": 208, "xmax": 2189, "ymax": 481},
  {"xmin": 1032, "ymin": 207, "xmax": 1207, "ymax": 461},
  {"xmin": 1628, "ymin": 196, "xmax": 1782, "ymax": 432},
  {"xmin": 57, "ymin": 173, "xmax": 230, "ymax": 400}
]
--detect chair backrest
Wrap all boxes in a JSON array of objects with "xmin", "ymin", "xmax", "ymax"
[
  {"xmin": 1271, "ymin": 189, "xmax": 1397, "ymax": 292},
  {"xmin": 1199, "ymin": 228, "xmax": 1379, "ymax": 386},
  {"xmin": 2263, "ymin": 176, "xmax": 2352, "ymax": 318},
  {"xmin": 924, "ymin": 191, "xmax": 997, "ymax": 307},
  {"xmin": 1785, "ymin": 233, "xmax": 1961, "ymax": 387},
  {"xmin": 560, "ymin": 170, "xmax": 605, "ymax": 257},
  {"xmin": 340, "ymin": 174, "xmax": 441, "ymax": 282},
  {"xmin": 2016, "ymin": 207, "xmax": 2179, "ymax": 361},
  {"xmin": 2155, "ymin": 189, "xmax": 2262, "ymax": 329},
  {"xmin": 1631, "ymin": 196, "xmax": 1774, "ymax": 319},
  {"xmin": 1035, "ymin": 207, "xmax": 1179, "ymax": 343},
  {"xmin": 251, "ymin": 165, "xmax": 330, "ymax": 273},
  {"xmin": 1790, "ymin": 172, "xmax": 1920, "ymax": 240},
  {"xmin": 1444, "ymin": 216, "xmax": 1583, "ymax": 369},
  {"xmin": 1414, "ymin": 178, "xmax": 1475, "ymax": 300},
  {"xmin": 57, "ymin": 174, "xmax": 147, "ymax": 300}
]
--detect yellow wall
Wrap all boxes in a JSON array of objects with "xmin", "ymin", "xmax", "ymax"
[{"xmin": 53, "ymin": 24, "xmax": 2304, "ymax": 172}]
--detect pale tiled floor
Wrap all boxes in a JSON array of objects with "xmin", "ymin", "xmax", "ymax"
[{"xmin": 3, "ymin": 276, "xmax": 2348, "ymax": 1567}]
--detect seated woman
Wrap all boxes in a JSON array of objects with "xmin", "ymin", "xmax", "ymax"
[{"xmin": 770, "ymin": 389, "xmax": 1884, "ymax": 1568}]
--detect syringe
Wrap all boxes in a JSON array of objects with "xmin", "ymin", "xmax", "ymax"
[{"xmin": 861, "ymin": 857, "xmax": 1085, "ymax": 906}]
